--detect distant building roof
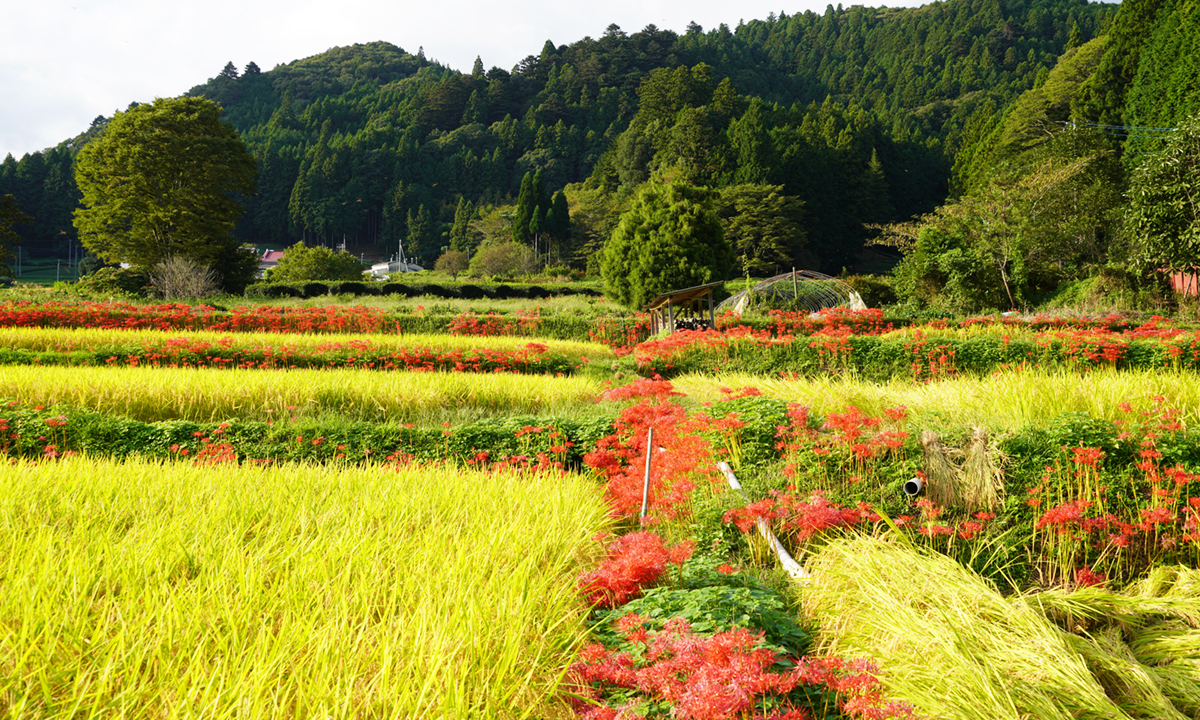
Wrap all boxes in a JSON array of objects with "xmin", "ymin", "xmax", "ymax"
[
  {"xmin": 261, "ymin": 250, "xmax": 285, "ymax": 263},
  {"xmin": 369, "ymin": 260, "xmax": 424, "ymax": 275}
]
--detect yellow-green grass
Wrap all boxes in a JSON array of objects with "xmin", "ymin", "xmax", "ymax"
[
  {"xmin": 0, "ymin": 365, "xmax": 604, "ymax": 424},
  {"xmin": 0, "ymin": 326, "xmax": 614, "ymax": 361},
  {"xmin": 804, "ymin": 535, "xmax": 1149, "ymax": 720},
  {"xmin": 673, "ymin": 368, "xmax": 1200, "ymax": 429},
  {"xmin": 0, "ymin": 455, "xmax": 609, "ymax": 718}
]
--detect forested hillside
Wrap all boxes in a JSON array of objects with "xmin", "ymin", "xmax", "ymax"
[{"xmin": 0, "ymin": 0, "xmax": 1111, "ymax": 276}]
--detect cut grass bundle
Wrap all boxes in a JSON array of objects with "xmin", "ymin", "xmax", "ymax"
[
  {"xmin": 917, "ymin": 428, "xmax": 1004, "ymax": 512},
  {"xmin": 960, "ymin": 427, "xmax": 1004, "ymax": 512},
  {"xmin": 0, "ymin": 455, "xmax": 610, "ymax": 718},
  {"xmin": 920, "ymin": 430, "xmax": 962, "ymax": 509},
  {"xmin": 804, "ymin": 535, "xmax": 1137, "ymax": 720},
  {"xmin": 0, "ymin": 365, "xmax": 604, "ymax": 424}
]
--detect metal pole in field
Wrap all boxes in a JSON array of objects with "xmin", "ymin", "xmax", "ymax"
[{"xmin": 640, "ymin": 426, "xmax": 654, "ymax": 521}]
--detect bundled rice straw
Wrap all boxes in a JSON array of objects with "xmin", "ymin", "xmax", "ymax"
[
  {"xmin": 959, "ymin": 426, "xmax": 1003, "ymax": 512},
  {"xmin": 920, "ymin": 430, "xmax": 962, "ymax": 509}
]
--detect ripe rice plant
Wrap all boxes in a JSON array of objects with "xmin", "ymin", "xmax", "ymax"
[
  {"xmin": 0, "ymin": 366, "xmax": 604, "ymax": 424},
  {"xmin": 0, "ymin": 327, "xmax": 610, "ymax": 375},
  {"xmin": 0, "ymin": 455, "xmax": 610, "ymax": 718},
  {"xmin": 674, "ymin": 369, "xmax": 1200, "ymax": 429},
  {"xmin": 0, "ymin": 326, "xmax": 611, "ymax": 359},
  {"xmin": 804, "ymin": 536, "xmax": 1140, "ymax": 719}
]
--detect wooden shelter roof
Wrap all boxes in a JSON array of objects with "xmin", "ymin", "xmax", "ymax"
[{"xmin": 642, "ymin": 281, "xmax": 725, "ymax": 312}]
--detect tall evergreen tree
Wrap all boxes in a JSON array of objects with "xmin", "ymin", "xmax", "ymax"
[
  {"xmin": 405, "ymin": 204, "xmax": 433, "ymax": 263},
  {"xmin": 512, "ymin": 172, "xmax": 536, "ymax": 244},
  {"xmin": 449, "ymin": 196, "xmax": 475, "ymax": 252}
]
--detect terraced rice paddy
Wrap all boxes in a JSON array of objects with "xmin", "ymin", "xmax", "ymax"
[{"xmin": 0, "ymin": 456, "xmax": 609, "ymax": 718}]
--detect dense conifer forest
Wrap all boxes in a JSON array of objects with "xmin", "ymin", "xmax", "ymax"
[{"xmin": 5, "ymin": 0, "xmax": 1197, "ymax": 307}]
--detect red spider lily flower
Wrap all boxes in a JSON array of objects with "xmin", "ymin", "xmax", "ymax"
[{"xmin": 1075, "ymin": 567, "xmax": 1107, "ymax": 588}]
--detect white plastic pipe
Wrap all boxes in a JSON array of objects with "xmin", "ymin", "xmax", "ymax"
[{"xmin": 716, "ymin": 461, "xmax": 810, "ymax": 580}]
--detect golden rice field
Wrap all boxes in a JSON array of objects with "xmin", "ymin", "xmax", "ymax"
[
  {"xmin": 0, "ymin": 365, "xmax": 605, "ymax": 424},
  {"xmin": 0, "ymin": 326, "xmax": 614, "ymax": 360},
  {"xmin": 0, "ymin": 456, "xmax": 610, "ymax": 718},
  {"xmin": 675, "ymin": 368, "xmax": 1200, "ymax": 428}
]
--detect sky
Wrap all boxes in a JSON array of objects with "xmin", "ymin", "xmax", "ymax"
[{"xmin": 1, "ymin": 0, "xmax": 938, "ymax": 160}]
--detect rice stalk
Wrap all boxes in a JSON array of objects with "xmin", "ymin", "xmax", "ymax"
[
  {"xmin": 1147, "ymin": 662, "xmax": 1200, "ymax": 716},
  {"xmin": 0, "ymin": 365, "xmax": 604, "ymax": 424},
  {"xmin": 1062, "ymin": 627, "xmax": 1189, "ymax": 720},
  {"xmin": 1128, "ymin": 624, "xmax": 1200, "ymax": 664},
  {"xmin": 0, "ymin": 455, "xmax": 610, "ymax": 717},
  {"xmin": 1028, "ymin": 586, "xmax": 1200, "ymax": 630},
  {"xmin": 1128, "ymin": 566, "xmax": 1200, "ymax": 601},
  {"xmin": 0, "ymin": 326, "xmax": 613, "ymax": 360},
  {"xmin": 804, "ymin": 535, "xmax": 1136, "ymax": 720},
  {"xmin": 675, "ymin": 369, "xmax": 1200, "ymax": 429}
]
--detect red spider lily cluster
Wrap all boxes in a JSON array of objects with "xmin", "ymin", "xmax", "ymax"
[
  {"xmin": 577, "ymin": 533, "xmax": 695, "ymax": 608},
  {"xmin": 589, "ymin": 314, "xmax": 653, "ymax": 352},
  {"xmin": 775, "ymin": 404, "xmax": 910, "ymax": 489},
  {"xmin": 808, "ymin": 326, "xmax": 855, "ymax": 373},
  {"xmin": 1027, "ymin": 399, "xmax": 1200, "ymax": 584},
  {"xmin": 767, "ymin": 307, "xmax": 894, "ymax": 337},
  {"xmin": 724, "ymin": 490, "xmax": 875, "ymax": 543},
  {"xmin": 631, "ymin": 326, "xmax": 780, "ymax": 369},
  {"xmin": 617, "ymin": 308, "xmax": 1200, "ymax": 378},
  {"xmin": 33, "ymin": 338, "xmax": 570, "ymax": 375},
  {"xmin": 584, "ymin": 389, "xmax": 732, "ymax": 520},
  {"xmin": 1038, "ymin": 328, "xmax": 1129, "ymax": 367},
  {"xmin": 464, "ymin": 424, "xmax": 576, "ymax": 474},
  {"xmin": 902, "ymin": 331, "xmax": 959, "ymax": 380},
  {"xmin": 569, "ymin": 616, "xmax": 914, "ymax": 720},
  {"xmin": 724, "ymin": 489, "xmax": 997, "ymax": 551},
  {"xmin": 172, "ymin": 424, "xmax": 239, "ymax": 466},
  {"xmin": 601, "ymin": 376, "xmax": 684, "ymax": 402},
  {"xmin": 573, "ymin": 380, "xmax": 914, "ymax": 719},
  {"xmin": 0, "ymin": 301, "xmax": 393, "ymax": 334}
]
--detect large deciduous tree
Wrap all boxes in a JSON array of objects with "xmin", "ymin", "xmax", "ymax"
[
  {"xmin": 265, "ymin": 242, "xmax": 365, "ymax": 282},
  {"xmin": 73, "ymin": 96, "xmax": 258, "ymax": 291},
  {"xmin": 1124, "ymin": 114, "xmax": 1200, "ymax": 272},
  {"xmin": 601, "ymin": 180, "xmax": 733, "ymax": 309}
]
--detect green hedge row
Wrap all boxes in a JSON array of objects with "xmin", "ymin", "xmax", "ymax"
[
  {"xmin": 244, "ymin": 280, "xmax": 604, "ymax": 300},
  {"xmin": 4, "ymin": 402, "xmax": 617, "ymax": 470},
  {"xmin": 0, "ymin": 345, "xmax": 580, "ymax": 375},
  {"xmin": 627, "ymin": 334, "xmax": 1195, "ymax": 379}
]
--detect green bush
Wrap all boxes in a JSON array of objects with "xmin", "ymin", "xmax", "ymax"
[
  {"xmin": 264, "ymin": 242, "xmax": 366, "ymax": 283},
  {"xmin": 75, "ymin": 266, "xmax": 152, "ymax": 297},
  {"xmin": 844, "ymin": 274, "xmax": 897, "ymax": 307},
  {"xmin": 329, "ymin": 281, "xmax": 375, "ymax": 296},
  {"xmin": 302, "ymin": 282, "xmax": 329, "ymax": 297}
]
